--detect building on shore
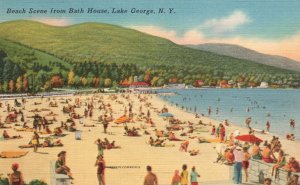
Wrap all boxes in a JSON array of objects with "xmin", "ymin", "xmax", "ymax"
[{"xmin": 258, "ymin": 82, "xmax": 269, "ymax": 88}]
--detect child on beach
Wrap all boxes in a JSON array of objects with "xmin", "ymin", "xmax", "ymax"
[
  {"xmin": 211, "ymin": 125, "xmax": 216, "ymax": 135},
  {"xmin": 190, "ymin": 166, "xmax": 200, "ymax": 185},
  {"xmin": 180, "ymin": 164, "xmax": 188, "ymax": 185},
  {"xmin": 171, "ymin": 170, "xmax": 181, "ymax": 185}
]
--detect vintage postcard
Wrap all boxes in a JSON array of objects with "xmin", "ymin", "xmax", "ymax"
[{"xmin": 0, "ymin": 0, "xmax": 300, "ymax": 185}]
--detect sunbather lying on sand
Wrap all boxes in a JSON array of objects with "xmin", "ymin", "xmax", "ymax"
[
  {"xmin": 189, "ymin": 149, "xmax": 200, "ymax": 156},
  {"xmin": 0, "ymin": 123, "xmax": 11, "ymax": 129},
  {"xmin": 42, "ymin": 138, "xmax": 63, "ymax": 147},
  {"xmin": 168, "ymin": 132, "xmax": 183, "ymax": 141},
  {"xmin": 124, "ymin": 126, "xmax": 140, "ymax": 136},
  {"xmin": 2, "ymin": 130, "xmax": 22, "ymax": 139}
]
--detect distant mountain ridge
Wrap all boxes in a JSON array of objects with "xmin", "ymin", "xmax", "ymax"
[
  {"xmin": 0, "ymin": 20, "xmax": 299, "ymax": 92},
  {"xmin": 187, "ymin": 43, "xmax": 300, "ymax": 72}
]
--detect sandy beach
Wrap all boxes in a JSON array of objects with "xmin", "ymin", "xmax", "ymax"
[{"xmin": 0, "ymin": 93, "xmax": 299, "ymax": 185}]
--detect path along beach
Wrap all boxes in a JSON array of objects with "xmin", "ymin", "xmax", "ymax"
[{"xmin": 0, "ymin": 93, "xmax": 299, "ymax": 185}]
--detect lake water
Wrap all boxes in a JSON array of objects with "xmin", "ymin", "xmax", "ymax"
[{"xmin": 157, "ymin": 88, "xmax": 300, "ymax": 138}]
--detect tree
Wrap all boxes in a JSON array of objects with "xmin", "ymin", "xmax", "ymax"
[
  {"xmin": 144, "ymin": 69, "xmax": 151, "ymax": 82},
  {"xmin": 50, "ymin": 75, "xmax": 64, "ymax": 88},
  {"xmin": 16, "ymin": 76, "xmax": 23, "ymax": 93},
  {"xmin": 156, "ymin": 79, "xmax": 165, "ymax": 87},
  {"xmin": 67, "ymin": 70, "xmax": 75, "ymax": 86},
  {"xmin": 74, "ymin": 76, "xmax": 81, "ymax": 88},
  {"xmin": 104, "ymin": 78, "xmax": 112, "ymax": 87},
  {"xmin": 150, "ymin": 76, "xmax": 159, "ymax": 86},
  {"xmin": 2, "ymin": 81, "xmax": 8, "ymax": 93},
  {"xmin": 128, "ymin": 76, "xmax": 134, "ymax": 84},
  {"xmin": 23, "ymin": 77, "xmax": 29, "ymax": 92},
  {"xmin": 92, "ymin": 77, "xmax": 100, "ymax": 87},
  {"xmin": 81, "ymin": 77, "xmax": 88, "ymax": 87},
  {"xmin": 9, "ymin": 80, "xmax": 14, "ymax": 93},
  {"xmin": 43, "ymin": 81, "xmax": 51, "ymax": 91}
]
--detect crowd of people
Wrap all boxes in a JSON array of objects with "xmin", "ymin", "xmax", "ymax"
[{"xmin": 1, "ymin": 93, "xmax": 299, "ymax": 185}]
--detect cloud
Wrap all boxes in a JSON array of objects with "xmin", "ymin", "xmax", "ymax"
[
  {"xmin": 130, "ymin": 26, "xmax": 204, "ymax": 45},
  {"xmin": 201, "ymin": 10, "xmax": 250, "ymax": 34},
  {"xmin": 211, "ymin": 33, "xmax": 300, "ymax": 61},
  {"xmin": 33, "ymin": 18, "xmax": 72, "ymax": 26},
  {"xmin": 131, "ymin": 25, "xmax": 300, "ymax": 61}
]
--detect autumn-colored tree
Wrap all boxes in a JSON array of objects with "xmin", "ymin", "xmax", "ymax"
[
  {"xmin": 23, "ymin": 77, "xmax": 29, "ymax": 92},
  {"xmin": 92, "ymin": 77, "xmax": 100, "ymax": 87},
  {"xmin": 169, "ymin": 77, "xmax": 178, "ymax": 83},
  {"xmin": 43, "ymin": 81, "xmax": 51, "ymax": 91},
  {"xmin": 150, "ymin": 76, "xmax": 159, "ymax": 86},
  {"xmin": 50, "ymin": 75, "xmax": 64, "ymax": 88},
  {"xmin": 16, "ymin": 76, "xmax": 23, "ymax": 92},
  {"xmin": 144, "ymin": 69, "xmax": 151, "ymax": 82},
  {"xmin": 9, "ymin": 80, "xmax": 14, "ymax": 93},
  {"xmin": 68, "ymin": 70, "xmax": 75, "ymax": 86},
  {"xmin": 128, "ymin": 76, "xmax": 134, "ymax": 84},
  {"xmin": 81, "ymin": 77, "xmax": 88, "ymax": 86},
  {"xmin": 104, "ymin": 78, "xmax": 112, "ymax": 87}
]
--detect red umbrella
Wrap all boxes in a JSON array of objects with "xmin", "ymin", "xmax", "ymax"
[{"xmin": 235, "ymin": 134, "xmax": 263, "ymax": 143}]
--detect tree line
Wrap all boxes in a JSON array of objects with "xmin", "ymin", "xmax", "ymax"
[{"xmin": 0, "ymin": 49, "xmax": 300, "ymax": 94}]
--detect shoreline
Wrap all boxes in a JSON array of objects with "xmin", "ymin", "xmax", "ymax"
[
  {"xmin": 154, "ymin": 95, "xmax": 300, "ymax": 156},
  {"xmin": 0, "ymin": 93, "xmax": 299, "ymax": 185}
]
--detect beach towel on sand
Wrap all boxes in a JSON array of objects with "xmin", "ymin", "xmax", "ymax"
[
  {"xmin": 0, "ymin": 151, "xmax": 28, "ymax": 158},
  {"xmin": 114, "ymin": 116, "xmax": 130, "ymax": 124}
]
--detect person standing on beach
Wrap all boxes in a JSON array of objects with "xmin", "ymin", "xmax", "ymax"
[
  {"xmin": 180, "ymin": 164, "xmax": 188, "ymax": 185},
  {"xmin": 95, "ymin": 139, "xmax": 104, "ymax": 156},
  {"xmin": 95, "ymin": 155, "xmax": 105, "ymax": 185},
  {"xmin": 103, "ymin": 115, "xmax": 109, "ymax": 134},
  {"xmin": 144, "ymin": 166, "xmax": 158, "ymax": 185},
  {"xmin": 9, "ymin": 163, "xmax": 24, "ymax": 185},
  {"xmin": 171, "ymin": 170, "xmax": 181, "ymax": 185},
  {"xmin": 219, "ymin": 124, "xmax": 225, "ymax": 142},
  {"xmin": 32, "ymin": 131, "xmax": 40, "ymax": 153},
  {"xmin": 233, "ymin": 145, "xmax": 243, "ymax": 184},
  {"xmin": 190, "ymin": 166, "xmax": 200, "ymax": 185},
  {"xmin": 211, "ymin": 125, "xmax": 216, "ymax": 135},
  {"xmin": 242, "ymin": 147, "xmax": 251, "ymax": 182}
]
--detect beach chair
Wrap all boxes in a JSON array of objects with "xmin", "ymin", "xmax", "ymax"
[{"xmin": 50, "ymin": 161, "xmax": 71, "ymax": 185}]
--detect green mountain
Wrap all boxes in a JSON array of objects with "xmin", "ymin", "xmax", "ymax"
[
  {"xmin": 187, "ymin": 43, "xmax": 300, "ymax": 72},
  {"xmin": 0, "ymin": 20, "xmax": 299, "ymax": 92},
  {"xmin": 0, "ymin": 20, "xmax": 295, "ymax": 71},
  {"xmin": 0, "ymin": 38, "xmax": 70, "ymax": 74}
]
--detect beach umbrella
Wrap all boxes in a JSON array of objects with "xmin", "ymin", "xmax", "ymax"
[
  {"xmin": 235, "ymin": 134, "xmax": 262, "ymax": 143},
  {"xmin": 159, "ymin": 112, "xmax": 174, "ymax": 117}
]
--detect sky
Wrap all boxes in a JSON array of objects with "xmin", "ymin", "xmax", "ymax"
[{"xmin": 1, "ymin": 0, "xmax": 300, "ymax": 61}]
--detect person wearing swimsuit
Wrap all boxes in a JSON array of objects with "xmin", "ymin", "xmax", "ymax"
[{"xmin": 9, "ymin": 163, "xmax": 24, "ymax": 185}]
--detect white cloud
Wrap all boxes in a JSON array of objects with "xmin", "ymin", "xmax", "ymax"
[
  {"xmin": 130, "ymin": 26, "xmax": 204, "ymax": 45},
  {"xmin": 131, "ymin": 25, "xmax": 300, "ymax": 61},
  {"xmin": 201, "ymin": 10, "xmax": 250, "ymax": 34},
  {"xmin": 33, "ymin": 18, "xmax": 72, "ymax": 26}
]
